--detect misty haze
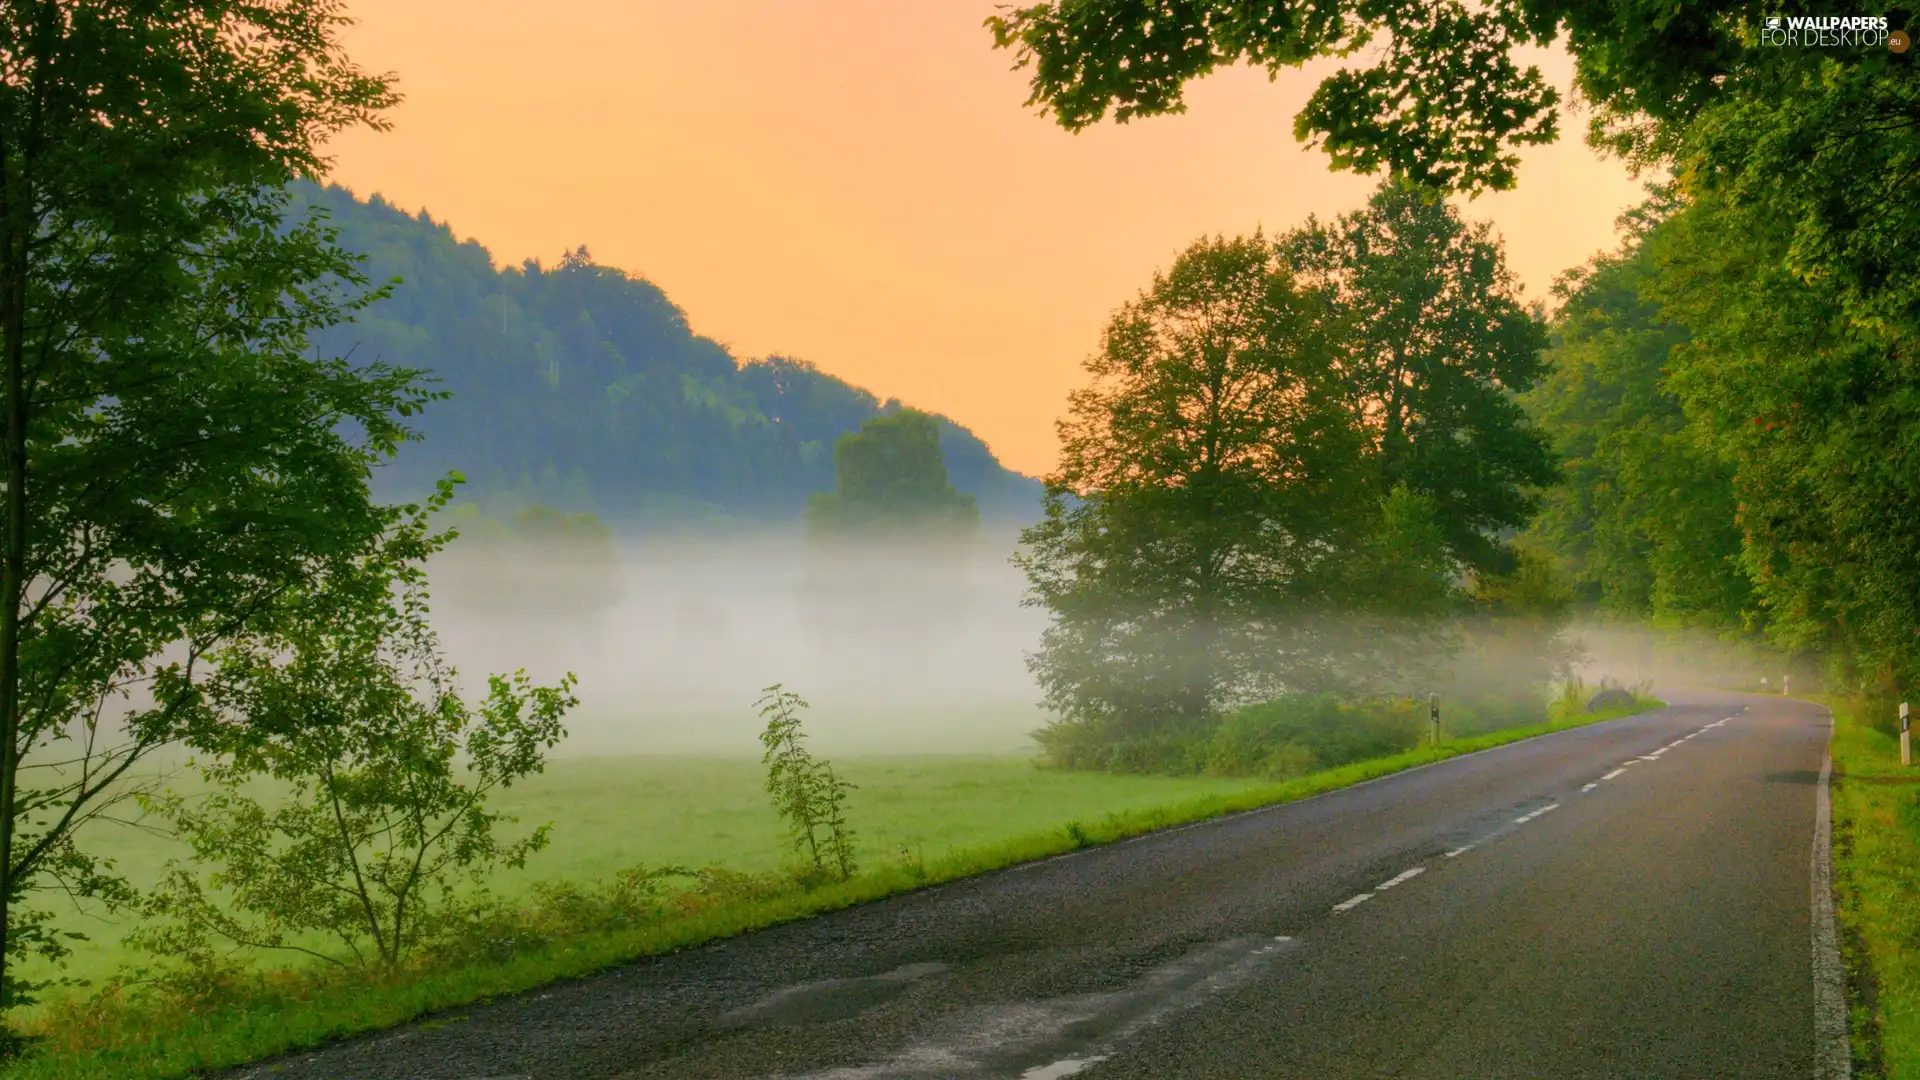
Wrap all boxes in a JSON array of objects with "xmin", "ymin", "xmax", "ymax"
[{"xmin": 428, "ymin": 528, "xmax": 1051, "ymax": 756}]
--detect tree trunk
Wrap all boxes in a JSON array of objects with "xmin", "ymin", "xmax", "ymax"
[{"xmin": 0, "ymin": 144, "xmax": 25, "ymax": 1013}]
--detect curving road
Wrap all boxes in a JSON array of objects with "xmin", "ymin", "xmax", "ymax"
[{"xmin": 227, "ymin": 689, "xmax": 1842, "ymax": 1080}]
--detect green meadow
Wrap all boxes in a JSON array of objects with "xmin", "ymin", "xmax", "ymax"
[{"xmin": 20, "ymin": 752, "xmax": 1269, "ymax": 1002}]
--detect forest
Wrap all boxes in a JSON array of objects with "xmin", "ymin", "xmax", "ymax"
[{"xmin": 295, "ymin": 182, "xmax": 1041, "ymax": 527}]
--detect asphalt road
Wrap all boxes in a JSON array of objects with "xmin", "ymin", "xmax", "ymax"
[{"xmin": 229, "ymin": 689, "xmax": 1839, "ymax": 1080}]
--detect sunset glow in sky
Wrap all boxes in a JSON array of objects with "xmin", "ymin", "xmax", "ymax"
[{"xmin": 328, "ymin": 1, "xmax": 1651, "ymax": 477}]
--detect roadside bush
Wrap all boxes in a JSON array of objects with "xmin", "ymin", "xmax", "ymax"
[
  {"xmin": 665, "ymin": 867, "xmax": 807, "ymax": 918},
  {"xmin": 1103, "ymin": 732, "xmax": 1207, "ymax": 775},
  {"xmin": 1438, "ymin": 692, "xmax": 1547, "ymax": 737},
  {"xmin": 1205, "ymin": 695, "xmax": 1425, "ymax": 775},
  {"xmin": 1037, "ymin": 694, "xmax": 1433, "ymax": 778},
  {"xmin": 427, "ymin": 864, "xmax": 696, "ymax": 967},
  {"xmin": 1030, "ymin": 716, "xmax": 1119, "ymax": 771}
]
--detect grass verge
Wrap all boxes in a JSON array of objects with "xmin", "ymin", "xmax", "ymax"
[
  {"xmin": 2, "ymin": 696, "xmax": 1662, "ymax": 1080},
  {"xmin": 1818, "ymin": 695, "xmax": 1920, "ymax": 1078}
]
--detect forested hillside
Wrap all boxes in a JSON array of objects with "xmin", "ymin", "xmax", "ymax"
[{"xmin": 295, "ymin": 182, "xmax": 1040, "ymax": 526}]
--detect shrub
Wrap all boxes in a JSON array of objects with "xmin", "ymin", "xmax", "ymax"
[
  {"xmin": 1206, "ymin": 695, "xmax": 1424, "ymax": 776},
  {"xmin": 755, "ymin": 685, "xmax": 859, "ymax": 881},
  {"xmin": 133, "ymin": 502, "xmax": 577, "ymax": 976}
]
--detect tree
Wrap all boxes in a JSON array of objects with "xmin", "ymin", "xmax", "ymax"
[
  {"xmin": 0, "ymin": 1, "xmax": 415, "ymax": 1015},
  {"xmin": 1522, "ymin": 195, "xmax": 1752, "ymax": 630},
  {"xmin": 1019, "ymin": 234, "xmax": 1373, "ymax": 746},
  {"xmin": 136, "ymin": 482, "xmax": 575, "ymax": 972},
  {"xmin": 1648, "ymin": 189, "xmax": 1920, "ymax": 698},
  {"xmin": 1281, "ymin": 181, "xmax": 1556, "ymax": 572},
  {"xmin": 985, "ymin": 0, "xmax": 1564, "ymax": 193},
  {"xmin": 804, "ymin": 409, "xmax": 980, "ymax": 540},
  {"xmin": 985, "ymin": 2, "xmax": 1913, "ymax": 226},
  {"xmin": 800, "ymin": 409, "xmax": 981, "ymax": 658}
]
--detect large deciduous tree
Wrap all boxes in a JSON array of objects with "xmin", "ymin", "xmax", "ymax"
[
  {"xmin": 0, "ymin": 1, "xmax": 418, "ymax": 1015},
  {"xmin": 1018, "ymin": 234, "xmax": 1373, "ymax": 748},
  {"xmin": 1281, "ymin": 183, "xmax": 1555, "ymax": 573}
]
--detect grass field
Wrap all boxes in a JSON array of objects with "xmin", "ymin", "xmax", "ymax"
[
  {"xmin": 1823, "ymin": 696, "xmax": 1920, "ymax": 1078},
  {"xmin": 18, "ymin": 754, "xmax": 1271, "ymax": 998},
  {"xmin": 1, "ymin": 697, "xmax": 1660, "ymax": 1080}
]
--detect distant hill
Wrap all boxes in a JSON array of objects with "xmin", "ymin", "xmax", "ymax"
[{"xmin": 296, "ymin": 183, "xmax": 1041, "ymax": 527}]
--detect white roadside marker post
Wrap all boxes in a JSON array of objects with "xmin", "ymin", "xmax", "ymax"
[
  {"xmin": 1429, "ymin": 693, "xmax": 1440, "ymax": 747},
  {"xmin": 1901, "ymin": 702, "xmax": 1910, "ymax": 767},
  {"xmin": 1784, "ymin": 674, "xmax": 1791, "ymax": 697}
]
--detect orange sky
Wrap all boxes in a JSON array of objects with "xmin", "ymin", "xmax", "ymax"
[{"xmin": 326, "ymin": 1, "xmax": 1650, "ymax": 477}]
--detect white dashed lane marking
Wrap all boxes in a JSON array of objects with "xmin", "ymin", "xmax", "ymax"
[
  {"xmin": 1340, "ymin": 709, "xmax": 1749, "ymax": 917},
  {"xmin": 1376, "ymin": 867, "xmax": 1425, "ymax": 891}
]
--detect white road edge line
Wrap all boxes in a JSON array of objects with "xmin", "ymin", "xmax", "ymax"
[
  {"xmin": 1332, "ymin": 893, "xmax": 1373, "ymax": 913},
  {"xmin": 1581, "ymin": 782, "xmax": 1598, "ymax": 792},
  {"xmin": 1376, "ymin": 867, "xmax": 1425, "ymax": 890},
  {"xmin": 1444, "ymin": 844, "xmax": 1475, "ymax": 858},
  {"xmin": 1602, "ymin": 769, "xmax": 1626, "ymax": 780},
  {"xmin": 1813, "ymin": 706, "xmax": 1851, "ymax": 1080}
]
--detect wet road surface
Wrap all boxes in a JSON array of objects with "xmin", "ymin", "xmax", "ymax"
[{"xmin": 225, "ymin": 689, "xmax": 1837, "ymax": 1080}]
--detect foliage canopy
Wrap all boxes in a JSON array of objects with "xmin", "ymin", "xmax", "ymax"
[{"xmin": 0, "ymin": 0, "xmax": 418, "ymax": 1014}]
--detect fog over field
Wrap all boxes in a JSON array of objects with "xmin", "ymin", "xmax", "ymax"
[
  {"xmin": 421, "ymin": 524, "xmax": 1766, "ymax": 765},
  {"xmin": 428, "ymin": 527, "xmax": 1053, "ymax": 757}
]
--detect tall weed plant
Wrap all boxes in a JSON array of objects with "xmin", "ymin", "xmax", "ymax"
[{"xmin": 755, "ymin": 686, "xmax": 859, "ymax": 882}]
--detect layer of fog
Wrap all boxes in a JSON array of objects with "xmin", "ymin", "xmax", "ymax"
[
  {"xmin": 427, "ymin": 528, "xmax": 1054, "ymax": 757},
  {"xmin": 1567, "ymin": 621, "xmax": 1800, "ymax": 694},
  {"xmin": 426, "ymin": 527, "xmax": 1801, "ymax": 760},
  {"xmin": 54, "ymin": 527, "xmax": 1793, "ymax": 769}
]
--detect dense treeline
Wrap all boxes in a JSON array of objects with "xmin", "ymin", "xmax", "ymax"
[
  {"xmin": 1021, "ymin": 185, "xmax": 1575, "ymax": 770},
  {"xmin": 296, "ymin": 183, "xmax": 1040, "ymax": 525},
  {"xmin": 1526, "ymin": 181, "xmax": 1920, "ymax": 704},
  {"xmin": 996, "ymin": 0, "xmax": 1920, "ymax": 741}
]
